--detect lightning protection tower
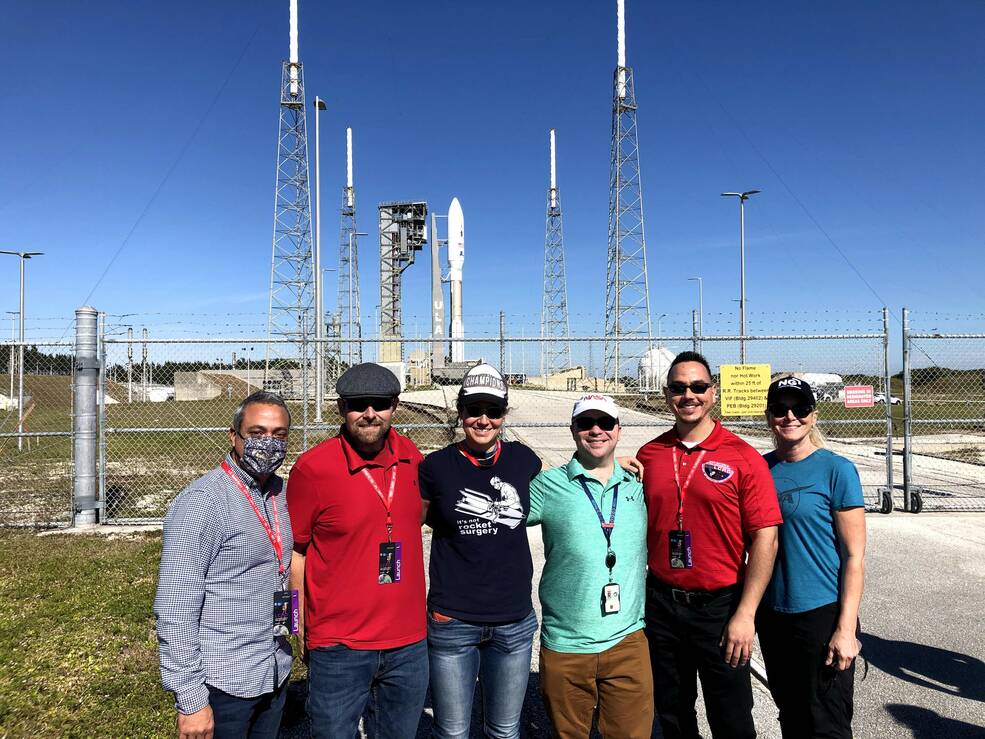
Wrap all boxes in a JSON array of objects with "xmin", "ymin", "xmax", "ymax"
[
  {"xmin": 265, "ymin": 0, "xmax": 315, "ymax": 396},
  {"xmin": 603, "ymin": 0, "xmax": 653, "ymax": 391},
  {"xmin": 337, "ymin": 127, "xmax": 362, "ymax": 367},
  {"xmin": 541, "ymin": 128, "xmax": 572, "ymax": 379}
]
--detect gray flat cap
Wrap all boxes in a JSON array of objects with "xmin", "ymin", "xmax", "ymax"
[{"xmin": 336, "ymin": 362, "xmax": 401, "ymax": 399}]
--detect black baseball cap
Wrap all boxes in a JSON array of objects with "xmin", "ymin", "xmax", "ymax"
[{"xmin": 767, "ymin": 376, "xmax": 816, "ymax": 406}]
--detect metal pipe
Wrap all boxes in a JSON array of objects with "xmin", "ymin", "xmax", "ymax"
[
  {"xmin": 313, "ymin": 96, "xmax": 326, "ymax": 422},
  {"xmin": 882, "ymin": 307, "xmax": 894, "ymax": 512},
  {"xmin": 17, "ymin": 257, "xmax": 24, "ymax": 450},
  {"xmin": 73, "ymin": 306, "xmax": 99, "ymax": 526},
  {"xmin": 901, "ymin": 307, "xmax": 913, "ymax": 512}
]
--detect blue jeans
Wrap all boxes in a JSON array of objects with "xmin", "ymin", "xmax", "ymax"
[
  {"xmin": 307, "ymin": 639, "xmax": 429, "ymax": 739},
  {"xmin": 427, "ymin": 609, "xmax": 538, "ymax": 739},
  {"xmin": 207, "ymin": 679, "xmax": 288, "ymax": 739}
]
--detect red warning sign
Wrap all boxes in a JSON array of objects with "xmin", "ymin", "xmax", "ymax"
[{"xmin": 844, "ymin": 385, "xmax": 874, "ymax": 408}]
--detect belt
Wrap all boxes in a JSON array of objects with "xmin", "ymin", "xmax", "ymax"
[{"xmin": 647, "ymin": 573, "xmax": 740, "ymax": 607}]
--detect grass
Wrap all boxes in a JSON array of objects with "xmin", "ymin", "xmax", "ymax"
[{"xmin": 0, "ymin": 530, "xmax": 174, "ymax": 738}]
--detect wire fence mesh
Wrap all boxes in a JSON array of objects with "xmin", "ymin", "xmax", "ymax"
[
  {"xmin": 902, "ymin": 314, "xmax": 985, "ymax": 511},
  {"xmin": 0, "ymin": 341, "xmax": 75, "ymax": 527},
  {"xmin": 4, "ymin": 308, "xmax": 984, "ymax": 525}
]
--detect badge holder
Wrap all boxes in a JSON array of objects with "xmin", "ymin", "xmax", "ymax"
[
  {"xmin": 378, "ymin": 516, "xmax": 402, "ymax": 585},
  {"xmin": 600, "ymin": 549, "xmax": 621, "ymax": 615},
  {"xmin": 669, "ymin": 528, "xmax": 693, "ymax": 569},
  {"xmin": 273, "ymin": 588, "xmax": 299, "ymax": 636}
]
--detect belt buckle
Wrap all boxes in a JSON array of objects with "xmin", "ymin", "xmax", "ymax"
[{"xmin": 671, "ymin": 588, "xmax": 691, "ymax": 605}]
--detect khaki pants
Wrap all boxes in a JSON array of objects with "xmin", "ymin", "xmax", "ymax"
[{"xmin": 540, "ymin": 629, "xmax": 654, "ymax": 739}]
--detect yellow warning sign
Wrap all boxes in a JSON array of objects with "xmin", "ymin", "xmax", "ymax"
[{"xmin": 719, "ymin": 364, "xmax": 772, "ymax": 417}]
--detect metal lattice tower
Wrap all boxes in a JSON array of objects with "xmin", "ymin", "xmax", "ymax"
[
  {"xmin": 378, "ymin": 201, "xmax": 428, "ymax": 363},
  {"xmin": 337, "ymin": 128, "xmax": 361, "ymax": 367},
  {"xmin": 603, "ymin": 0, "xmax": 652, "ymax": 391},
  {"xmin": 541, "ymin": 128, "xmax": 572, "ymax": 378},
  {"xmin": 264, "ymin": 58, "xmax": 315, "ymax": 394}
]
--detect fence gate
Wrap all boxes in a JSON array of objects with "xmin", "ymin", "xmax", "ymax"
[{"xmin": 901, "ymin": 309, "xmax": 985, "ymax": 512}]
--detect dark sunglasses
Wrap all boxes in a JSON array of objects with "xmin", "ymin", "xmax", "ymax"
[
  {"xmin": 667, "ymin": 381, "xmax": 713, "ymax": 396},
  {"xmin": 345, "ymin": 397, "xmax": 394, "ymax": 413},
  {"xmin": 767, "ymin": 403, "xmax": 814, "ymax": 419},
  {"xmin": 463, "ymin": 404, "xmax": 505, "ymax": 420},
  {"xmin": 574, "ymin": 415, "xmax": 618, "ymax": 432}
]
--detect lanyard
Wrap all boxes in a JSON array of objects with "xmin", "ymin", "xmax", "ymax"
[
  {"xmin": 671, "ymin": 446, "xmax": 706, "ymax": 531},
  {"xmin": 458, "ymin": 440, "xmax": 502, "ymax": 467},
  {"xmin": 221, "ymin": 461, "xmax": 284, "ymax": 575},
  {"xmin": 578, "ymin": 478, "xmax": 619, "ymax": 577},
  {"xmin": 361, "ymin": 466, "xmax": 398, "ymax": 542}
]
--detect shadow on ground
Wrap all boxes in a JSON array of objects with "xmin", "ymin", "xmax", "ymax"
[
  {"xmin": 862, "ymin": 632, "xmax": 985, "ymax": 703},
  {"xmin": 884, "ymin": 703, "xmax": 985, "ymax": 739}
]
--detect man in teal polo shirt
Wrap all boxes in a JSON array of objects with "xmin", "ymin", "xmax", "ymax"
[{"xmin": 528, "ymin": 394, "xmax": 652, "ymax": 739}]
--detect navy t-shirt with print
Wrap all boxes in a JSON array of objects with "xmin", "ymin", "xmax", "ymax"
[{"xmin": 420, "ymin": 441, "xmax": 541, "ymax": 623}]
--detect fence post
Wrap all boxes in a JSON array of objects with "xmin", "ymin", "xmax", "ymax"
[
  {"xmin": 881, "ymin": 307, "xmax": 894, "ymax": 513},
  {"xmin": 499, "ymin": 311, "xmax": 505, "ymax": 373},
  {"xmin": 98, "ymin": 312, "xmax": 107, "ymax": 520},
  {"xmin": 692, "ymin": 310, "xmax": 699, "ymax": 353},
  {"xmin": 901, "ymin": 307, "xmax": 914, "ymax": 512},
  {"xmin": 73, "ymin": 306, "xmax": 99, "ymax": 527}
]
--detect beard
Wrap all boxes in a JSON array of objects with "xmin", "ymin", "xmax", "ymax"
[{"xmin": 347, "ymin": 417, "xmax": 391, "ymax": 451}]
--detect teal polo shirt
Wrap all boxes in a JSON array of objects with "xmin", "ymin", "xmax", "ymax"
[{"xmin": 528, "ymin": 457, "xmax": 647, "ymax": 653}]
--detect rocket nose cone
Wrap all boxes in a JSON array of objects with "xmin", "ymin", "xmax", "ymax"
[{"xmin": 449, "ymin": 197, "xmax": 462, "ymax": 219}]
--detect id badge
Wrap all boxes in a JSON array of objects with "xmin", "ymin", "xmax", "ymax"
[
  {"xmin": 273, "ymin": 589, "xmax": 299, "ymax": 635},
  {"xmin": 669, "ymin": 530, "xmax": 693, "ymax": 569},
  {"xmin": 601, "ymin": 583, "xmax": 621, "ymax": 615},
  {"xmin": 378, "ymin": 541, "xmax": 402, "ymax": 584}
]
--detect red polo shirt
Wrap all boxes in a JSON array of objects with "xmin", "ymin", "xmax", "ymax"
[
  {"xmin": 287, "ymin": 429, "xmax": 426, "ymax": 650},
  {"xmin": 638, "ymin": 421, "xmax": 781, "ymax": 591}
]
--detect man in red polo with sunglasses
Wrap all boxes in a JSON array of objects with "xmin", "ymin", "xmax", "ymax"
[
  {"xmin": 287, "ymin": 363, "xmax": 428, "ymax": 739},
  {"xmin": 637, "ymin": 351, "xmax": 781, "ymax": 739}
]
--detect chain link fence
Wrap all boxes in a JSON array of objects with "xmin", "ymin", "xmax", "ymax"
[
  {"xmin": 901, "ymin": 309, "xmax": 985, "ymax": 512},
  {"xmin": 8, "ymin": 307, "xmax": 985, "ymax": 525},
  {"xmin": 0, "ymin": 341, "xmax": 75, "ymax": 527}
]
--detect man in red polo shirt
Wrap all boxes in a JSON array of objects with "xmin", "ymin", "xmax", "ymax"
[
  {"xmin": 638, "ymin": 351, "xmax": 781, "ymax": 739},
  {"xmin": 287, "ymin": 363, "xmax": 427, "ymax": 739}
]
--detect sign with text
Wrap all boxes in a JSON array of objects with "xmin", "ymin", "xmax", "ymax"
[
  {"xmin": 719, "ymin": 364, "xmax": 772, "ymax": 417},
  {"xmin": 843, "ymin": 385, "xmax": 874, "ymax": 408}
]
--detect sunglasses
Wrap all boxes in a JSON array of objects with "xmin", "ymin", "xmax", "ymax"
[
  {"xmin": 667, "ymin": 381, "xmax": 713, "ymax": 396},
  {"xmin": 463, "ymin": 404, "xmax": 505, "ymax": 420},
  {"xmin": 574, "ymin": 415, "xmax": 618, "ymax": 432},
  {"xmin": 344, "ymin": 397, "xmax": 394, "ymax": 413},
  {"xmin": 767, "ymin": 403, "xmax": 814, "ymax": 419}
]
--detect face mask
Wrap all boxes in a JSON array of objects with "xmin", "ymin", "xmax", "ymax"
[{"xmin": 238, "ymin": 435, "xmax": 287, "ymax": 477}]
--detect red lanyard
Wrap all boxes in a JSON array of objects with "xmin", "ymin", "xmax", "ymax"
[
  {"xmin": 458, "ymin": 440, "xmax": 502, "ymax": 467},
  {"xmin": 221, "ymin": 461, "xmax": 284, "ymax": 575},
  {"xmin": 361, "ymin": 466, "xmax": 398, "ymax": 541},
  {"xmin": 671, "ymin": 446, "xmax": 706, "ymax": 531}
]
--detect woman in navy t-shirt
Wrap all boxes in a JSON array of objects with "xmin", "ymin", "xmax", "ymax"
[
  {"xmin": 419, "ymin": 363, "xmax": 541, "ymax": 739},
  {"xmin": 757, "ymin": 376, "xmax": 867, "ymax": 739}
]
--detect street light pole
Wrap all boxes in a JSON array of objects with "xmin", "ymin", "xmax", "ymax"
[
  {"xmin": 314, "ymin": 96, "xmax": 327, "ymax": 422},
  {"xmin": 720, "ymin": 190, "xmax": 760, "ymax": 363},
  {"xmin": 688, "ymin": 276, "xmax": 703, "ymax": 352},
  {"xmin": 656, "ymin": 313, "xmax": 667, "ymax": 346},
  {"xmin": 0, "ymin": 250, "xmax": 43, "ymax": 451}
]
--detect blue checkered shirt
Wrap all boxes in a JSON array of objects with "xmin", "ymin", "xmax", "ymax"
[{"xmin": 154, "ymin": 453, "xmax": 293, "ymax": 714}]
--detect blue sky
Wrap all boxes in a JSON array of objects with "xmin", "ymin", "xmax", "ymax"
[{"xmin": 1, "ymin": 0, "xmax": 982, "ymax": 344}]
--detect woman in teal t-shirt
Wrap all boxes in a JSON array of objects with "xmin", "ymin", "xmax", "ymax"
[{"xmin": 757, "ymin": 376, "xmax": 867, "ymax": 739}]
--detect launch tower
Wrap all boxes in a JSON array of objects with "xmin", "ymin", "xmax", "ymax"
[
  {"xmin": 265, "ymin": 0, "xmax": 315, "ymax": 393},
  {"xmin": 337, "ymin": 127, "xmax": 362, "ymax": 367},
  {"xmin": 378, "ymin": 201, "xmax": 428, "ymax": 363},
  {"xmin": 541, "ymin": 129, "xmax": 572, "ymax": 378},
  {"xmin": 603, "ymin": 0, "xmax": 653, "ymax": 390}
]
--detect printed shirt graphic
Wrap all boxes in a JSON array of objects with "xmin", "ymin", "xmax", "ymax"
[
  {"xmin": 420, "ymin": 441, "xmax": 541, "ymax": 622},
  {"xmin": 763, "ymin": 449, "xmax": 865, "ymax": 613}
]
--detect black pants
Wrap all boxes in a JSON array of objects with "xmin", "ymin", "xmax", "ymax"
[
  {"xmin": 644, "ymin": 575, "xmax": 756, "ymax": 739},
  {"xmin": 756, "ymin": 602, "xmax": 857, "ymax": 739}
]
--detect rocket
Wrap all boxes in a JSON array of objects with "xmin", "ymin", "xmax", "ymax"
[{"xmin": 448, "ymin": 197, "xmax": 465, "ymax": 363}]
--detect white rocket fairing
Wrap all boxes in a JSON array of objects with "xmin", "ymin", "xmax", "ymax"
[{"xmin": 448, "ymin": 197, "xmax": 465, "ymax": 363}]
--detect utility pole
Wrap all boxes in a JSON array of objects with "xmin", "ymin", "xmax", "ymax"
[
  {"xmin": 721, "ymin": 190, "xmax": 761, "ymax": 363},
  {"xmin": 0, "ymin": 250, "xmax": 43, "ymax": 450}
]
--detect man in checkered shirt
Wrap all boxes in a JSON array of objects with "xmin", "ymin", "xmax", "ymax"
[{"xmin": 155, "ymin": 391, "xmax": 294, "ymax": 739}]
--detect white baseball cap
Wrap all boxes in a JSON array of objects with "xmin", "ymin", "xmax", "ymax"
[
  {"xmin": 459, "ymin": 363, "xmax": 508, "ymax": 406},
  {"xmin": 571, "ymin": 393, "xmax": 619, "ymax": 421}
]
